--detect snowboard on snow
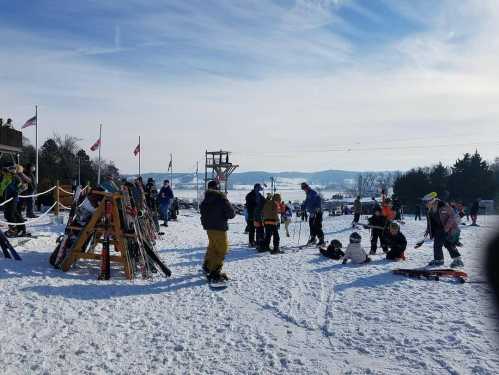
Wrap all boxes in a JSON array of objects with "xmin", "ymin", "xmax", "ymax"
[{"xmin": 393, "ymin": 268, "xmax": 468, "ymax": 283}]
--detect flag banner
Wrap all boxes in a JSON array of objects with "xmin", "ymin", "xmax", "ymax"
[
  {"xmin": 133, "ymin": 144, "xmax": 140, "ymax": 156},
  {"xmin": 22, "ymin": 115, "xmax": 37, "ymax": 129},
  {"xmin": 90, "ymin": 138, "xmax": 101, "ymax": 151}
]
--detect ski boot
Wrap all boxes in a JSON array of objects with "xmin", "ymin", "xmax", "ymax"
[
  {"xmin": 427, "ymin": 259, "xmax": 445, "ymax": 267},
  {"xmin": 450, "ymin": 257, "xmax": 464, "ymax": 268},
  {"xmin": 317, "ymin": 239, "xmax": 326, "ymax": 247},
  {"xmin": 270, "ymin": 247, "xmax": 284, "ymax": 255},
  {"xmin": 306, "ymin": 238, "xmax": 317, "ymax": 246},
  {"xmin": 207, "ymin": 271, "xmax": 229, "ymax": 283}
]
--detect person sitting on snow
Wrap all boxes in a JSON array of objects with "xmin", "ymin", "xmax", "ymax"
[
  {"xmin": 319, "ymin": 239, "xmax": 345, "ymax": 260},
  {"xmin": 342, "ymin": 232, "xmax": 371, "ymax": 264},
  {"xmin": 384, "ymin": 222, "xmax": 407, "ymax": 261}
]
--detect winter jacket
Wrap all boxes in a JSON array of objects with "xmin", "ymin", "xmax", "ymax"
[
  {"xmin": 200, "ymin": 189, "xmax": 235, "ymax": 231},
  {"xmin": 342, "ymin": 243, "xmax": 369, "ymax": 264},
  {"xmin": 282, "ymin": 204, "xmax": 293, "ymax": 220},
  {"xmin": 384, "ymin": 232, "xmax": 407, "ymax": 257},
  {"xmin": 368, "ymin": 214, "xmax": 389, "ymax": 231},
  {"xmin": 303, "ymin": 188, "xmax": 322, "ymax": 213},
  {"xmin": 159, "ymin": 185, "xmax": 174, "ymax": 206},
  {"xmin": 426, "ymin": 200, "xmax": 460, "ymax": 240},
  {"xmin": 246, "ymin": 190, "xmax": 265, "ymax": 221},
  {"xmin": 353, "ymin": 199, "xmax": 362, "ymax": 214},
  {"xmin": 382, "ymin": 205, "xmax": 396, "ymax": 221},
  {"xmin": 320, "ymin": 245, "xmax": 345, "ymax": 260},
  {"xmin": 262, "ymin": 198, "xmax": 279, "ymax": 223}
]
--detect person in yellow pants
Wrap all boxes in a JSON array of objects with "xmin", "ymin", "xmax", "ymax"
[{"xmin": 200, "ymin": 180, "xmax": 235, "ymax": 282}]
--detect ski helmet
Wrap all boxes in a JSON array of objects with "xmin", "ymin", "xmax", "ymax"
[{"xmin": 349, "ymin": 232, "xmax": 361, "ymax": 244}]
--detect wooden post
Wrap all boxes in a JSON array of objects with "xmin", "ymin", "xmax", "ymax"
[{"xmin": 55, "ymin": 180, "xmax": 60, "ymax": 217}]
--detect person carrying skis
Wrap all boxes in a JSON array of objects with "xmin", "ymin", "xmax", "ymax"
[
  {"xmin": 200, "ymin": 180, "xmax": 236, "ymax": 282},
  {"xmin": 281, "ymin": 200, "xmax": 293, "ymax": 237},
  {"xmin": 262, "ymin": 193, "xmax": 283, "ymax": 254},
  {"xmin": 384, "ymin": 222, "xmax": 407, "ymax": 261},
  {"xmin": 342, "ymin": 232, "xmax": 371, "ymax": 264},
  {"xmin": 424, "ymin": 193, "xmax": 464, "ymax": 268},
  {"xmin": 470, "ymin": 199, "xmax": 480, "ymax": 226},
  {"xmin": 367, "ymin": 206, "xmax": 388, "ymax": 255},
  {"xmin": 352, "ymin": 196, "xmax": 362, "ymax": 227},
  {"xmin": 158, "ymin": 180, "xmax": 174, "ymax": 227},
  {"xmin": 301, "ymin": 182, "xmax": 325, "ymax": 246},
  {"xmin": 245, "ymin": 183, "xmax": 264, "ymax": 248}
]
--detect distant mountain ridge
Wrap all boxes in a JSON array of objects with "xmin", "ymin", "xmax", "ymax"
[{"xmin": 128, "ymin": 170, "xmax": 367, "ymax": 189}]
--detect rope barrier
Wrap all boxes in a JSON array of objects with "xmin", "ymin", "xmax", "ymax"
[
  {"xmin": 0, "ymin": 202, "xmax": 57, "ymax": 226},
  {"xmin": 19, "ymin": 186, "xmax": 57, "ymax": 199},
  {"xmin": 58, "ymin": 202, "xmax": 71, "ymax": 210},
  {"xmin": 0, "ymin": 197, "xmax": 13, "ymax": 207},
  {"xmin": 58, "ymin": 187, "xmax": 74, "ymax": 195}
]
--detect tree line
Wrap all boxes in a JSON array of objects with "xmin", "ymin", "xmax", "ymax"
[
  {"xmin": 393, "ymin": 151, "xmax": 498, "ymax": 212},
  {"xmin": 18, "ymin": 134, "xmax": 119, "ymax": 191}
]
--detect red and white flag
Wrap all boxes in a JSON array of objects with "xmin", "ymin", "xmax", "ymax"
[
  {"xmin": 21, "ymin": 115, "xmax": 37, "ymax": 129},
  {"xmin": 133, "ymin": 143, "xmax": 140, "ymax": 156},
  {"xmin": 90, "ymin": 138, "xmax": 101, "ymax": 151}
]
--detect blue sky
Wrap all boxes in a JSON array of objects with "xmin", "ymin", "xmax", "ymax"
[{"xmin": 1, "ymin": 0, "xmax": 498, "ymax": 173}]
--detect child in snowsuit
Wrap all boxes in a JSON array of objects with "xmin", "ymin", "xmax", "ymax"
[
  {"xmin": 342, "ymin": 232, "xmax": 371, "ymax": 264},
  {"xmin": 281, "ymin": 201, "xmax": 293, "ymax": 237},
  {"xmin": 368, "ymin": 206, "xmax": 388, "ymax": 255},
  {"xmin": 320, "ymin": 239, "xmax": 345, "ymax": 260},
  {"xmin": 384, "ymin": 222, "xmax": 407, "ymax": 261},
  {"xmin": 262, "ymin": 193, "xmax": 282, "ymax": 254}
]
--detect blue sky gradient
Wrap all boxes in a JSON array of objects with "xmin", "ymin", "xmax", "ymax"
[{"xmin": 1, "ymin": 0, "xmax": 498, "ymax": 173}]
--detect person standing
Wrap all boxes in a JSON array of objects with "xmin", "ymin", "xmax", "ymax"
[
  {"xmin": 21, "ymin": 164, "xmax": 37, "ymax": 218},
  {"xmin": 470, "ymin": 199, "xmax": 480, "ymax": 226},
  {"xmin": 245, "ymin": 183, "xmax": 264, "ymax": 248},
  {"xmin": 200, "ymin": 180, "xmax": 235, "ymax": 282},
  {"xmin": 282, "ymin": 201, "xmax": 293, "ymax": 237},
  {"xmin": 262, "ymin": 193, "xmax": 282, "ymax": 254},
  {"xmin": 158, "ymin": 180, "xmax": 174, "ymax": 227},
  {"xmin": 368, "ymin": 206, "xmax": 388, "ymax": 255},
  {"xmin": 353, "ymin": 196, "xmax": 362, "ymax": 227},
  {"xmin": 4, "ymin": 166, "xmax": 31, "ymax": 237},
  {"xmin": 414, "ymin": 202, "xmax": 422, "ymax": 221},
  {"xmin": 301, "ymin": 183, "xmax": 325, "ymax": 246},
  {"xmin": 425, "ymin": 194, "xmax": 464, "ymax": 268}
]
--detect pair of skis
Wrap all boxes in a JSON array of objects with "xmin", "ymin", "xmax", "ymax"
[{"xmin": 393, "ymin": 268, "xmax": 468, "ymax": 283}]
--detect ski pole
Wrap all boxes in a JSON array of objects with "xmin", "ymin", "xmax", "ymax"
[{"xmin": 297, "ymin": 220, "xmax": 302, "ymax": 247}]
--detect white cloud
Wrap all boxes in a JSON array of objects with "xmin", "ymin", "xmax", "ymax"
[{"xmin": 1, "ymin": 0, "xmax": 499, "ymax": 173}]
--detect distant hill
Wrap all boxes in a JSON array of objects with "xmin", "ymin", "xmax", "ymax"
[{"xmin": 128, "ymin": 170, "xmax": 365, "ymax": 190}]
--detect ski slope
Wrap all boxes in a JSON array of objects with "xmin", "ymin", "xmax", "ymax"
[{"xmin": 1, "ymin": 212, "xmax": 498, "ymax": 374}]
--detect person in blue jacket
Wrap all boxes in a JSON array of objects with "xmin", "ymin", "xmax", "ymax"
[
  {"xmin": 158, "ymin": 180, "xmax": 174, "ymax": 227},
  {"xmin": 301, "ymin": 182, "xmax": 325, "ymax": 246}
]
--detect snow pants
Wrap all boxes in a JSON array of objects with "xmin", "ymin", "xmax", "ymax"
[
  {"xmin": 4, "ymin": 199, "xmax": 26, "ymax": 233},
  {"xmin": 353, "ymin": 212, "xmax": 360, "ymax": 224},
  {"xmin": 247, "ymin": 220, "xmax": 256, "ymax": 245},
  {"xmin": 203, "ymin": 230, "xmax": 229, "ymax": 273},
  {"xmin": 159, "ymin": 201, "xmax": 171, "ymax": 223},
  {"xmin": 371, "ymin": 229, "xmax": 387, "ymax": 253},
  {"xmin": 264, "ymin": 224, "xmax": 280, "ymax": 250},
  {"xmin": 309, "ymin": 211, "xmax": 324, "ymax": 242},
  {"xmin": 433, "ymin": 232, "xmax": 460, "ymax": 261},
  {"xmin": 254, "ymin": 221, "xmax": 265, "ymax": 249}
]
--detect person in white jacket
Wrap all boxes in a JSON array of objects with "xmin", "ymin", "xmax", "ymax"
[{"xmin": 342, "ymin": 232, "xmax": 371, "ymax": 264}]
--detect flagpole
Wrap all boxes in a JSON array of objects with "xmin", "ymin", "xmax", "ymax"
[
  {"xmin": 35, "ymin": 105, "xmax": 39, "ymax": 185},
  {"xmin": 98, "ymin": 124, "xmax": 102, "ymax": 185},
  {"xmin": 138, "ymin": 136, "xmax": 141, "ymax": 177}
]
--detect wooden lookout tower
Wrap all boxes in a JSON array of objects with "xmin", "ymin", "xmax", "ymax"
[{"xmin": 204, "ymin": 150, "xmax": 239, "ymax": 193}]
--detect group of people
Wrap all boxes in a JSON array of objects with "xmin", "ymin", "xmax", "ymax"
[
  {"xmin": 0, "ymin": 118, "xmax": 15, "ymax": 129},
  {"xmin": 0, "ymin": 164, "xmax": 37, "ymax": 237},
  {"xmin": 197, "ymin": 181, "xmax": 470, "ymax": 283}
]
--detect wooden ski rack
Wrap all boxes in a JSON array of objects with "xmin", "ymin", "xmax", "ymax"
[{"xmin": 60, "ymin": 191, "xmax": 133, "ymax": 279}]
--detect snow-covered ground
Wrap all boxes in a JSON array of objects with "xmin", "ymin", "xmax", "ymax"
[{"xmin": 1, "ymin": 212, "xmax": 499, "ymax": 374}]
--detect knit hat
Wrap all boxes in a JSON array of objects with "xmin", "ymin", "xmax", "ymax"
[
  {"xmin": 207, "ymin": 180, "xmax": 220, "ymax": 190},
  {"xmin": 349, "ymin": 232, "xmax": 361, "ymax": 244}
]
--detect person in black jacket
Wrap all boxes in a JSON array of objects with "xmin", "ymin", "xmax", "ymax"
[
  {"xmin": 368, "ymin": 206, "xmax": 388, "ymax": 255},
  {"xmin": 245, "ymin": 183, "xmax": 264, "ymax": 247},
  {"xmin": 22, "ymin": 163, "xmax": 37, "ymax": 218},
  {"xmin": 384, "ymin": 222, "xmax": 407, "ymax": 260},
  {"xmin": 470, "ymin": 199, "xmax": 480, "ymax": 226},
  {"xmin": 200, "ymin": 180, "xmax": 236, "ymax": 282}
]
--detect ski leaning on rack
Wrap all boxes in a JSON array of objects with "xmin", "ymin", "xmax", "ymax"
[
  {"xmin": 393, "ymin": 268, "xmax": 469, "ymax": 283},
  {"xmin": 50, "ymin": 186, "xmax": 83, "ymax": 267},
  {"xmin": 0, "ymin": 230, "xmax": 21, "ymax": 260}
]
